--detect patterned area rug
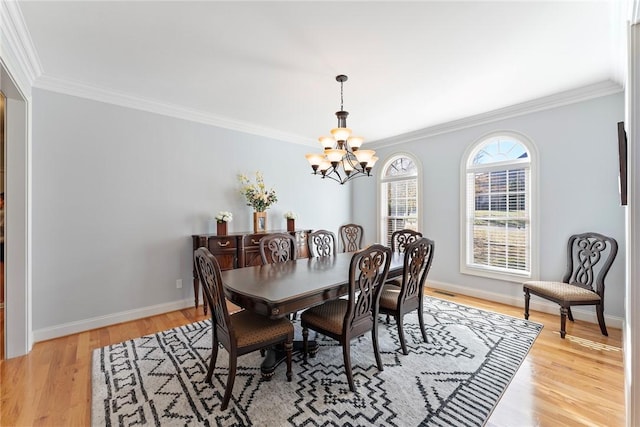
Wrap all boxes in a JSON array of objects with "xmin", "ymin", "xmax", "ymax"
[{"xmin": 92, "ymin": 296, "xmax": 542, "ymax": 426}]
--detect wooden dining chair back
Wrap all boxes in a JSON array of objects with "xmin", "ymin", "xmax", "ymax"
[
  {"xmin": 386, "ymin": 229, "xmax": 424, "ymax": 295},
  {"xmin": 339, "ymin": 223, "xmax": 364, "ymax": 252},
  {"xmin": 194, "ymin": 247, "xmax": 294, "ymax": 410},
  {"xmin": 307, "ymin": 229, "xmax": 338, "ymax": 257},
  {"xmin": 301, "ymin": 244, "xmax": 392, "ymax": 392},
  {"xmin": 390, "ymin": 229, "xmax": 423, "ymax": 253},
  {"xmin": 523, "ymin": 232, "xmax": 618, "ymax": 338},
  {"xmin": 379, "ymin": 237, "xmax": 435, "ymax": 354},
  {"xmin": 259, "ymin": 233, "xmax": 297, "ymax": 264}
]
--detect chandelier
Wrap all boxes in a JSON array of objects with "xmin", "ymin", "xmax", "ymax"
[{"xmin": 305, "ymin": 75, "xmax": 378, "ymax": 185}]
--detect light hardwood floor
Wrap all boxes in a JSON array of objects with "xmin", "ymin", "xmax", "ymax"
[{"xmin": 0, "ymin": 288, "xmax": 624, "ymax": 426}]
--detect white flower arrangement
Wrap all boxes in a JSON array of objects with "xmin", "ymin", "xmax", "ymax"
[
  {"xmin": 284, "ymin": 211, "xmax": 298, "ymax": 220},
  {"xmin": 215, "ymin": 211, "xmax": 233, "ymax": 223},
  {"xmin": 238, "ymin": 171, "xmax": 278, "ymax": 212}
]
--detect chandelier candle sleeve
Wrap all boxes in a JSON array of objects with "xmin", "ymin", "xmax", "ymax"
[{"xmin": 305, "ymin": 75, "xmax": 378, "ymax": 185}]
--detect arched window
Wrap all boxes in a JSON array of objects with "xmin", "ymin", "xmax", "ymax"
[
  {"xmin": 461, "ymin": 132, "xmax": 537, "ymax": 280},
  {"xmin": 379, "ymin": 154, "xmax": 420, "ymax": 246}
]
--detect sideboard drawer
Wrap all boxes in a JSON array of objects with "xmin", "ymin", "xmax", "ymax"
[{"xmin": 208, "ymin": 236, "xmax": 238, "ymax": 251}]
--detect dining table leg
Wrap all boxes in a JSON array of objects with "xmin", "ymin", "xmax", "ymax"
[{"xmin": 261, "ymin": 341, "xmax": 318, "ymax": 380}]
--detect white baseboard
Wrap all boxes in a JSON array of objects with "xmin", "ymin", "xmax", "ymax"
[
  {"xmin": 427, "ymin": 279, "xmax": 624, "ymax": 330},
  {"xmin": 31, "ymin": 280, "xmax": 624, "ymax": 343},
  {"xmin": 32, "ymin": 299, "xmax": 195, "ymax": 342}
]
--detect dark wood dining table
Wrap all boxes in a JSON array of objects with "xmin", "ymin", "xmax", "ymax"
[{"xmin": 221, "ymin": 251, "xmax": 405, "ymax": 378}]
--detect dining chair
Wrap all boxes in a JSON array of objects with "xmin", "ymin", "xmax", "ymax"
[
  {"xmin": 523, "ymin": 232, "xmax": 618, "ymax": 338},
  {"xmin": 301, "ymin": 244, "xmax": 392, "ymax": 392},
  {"xmin": 307, "ymin": 229, "xmax": 338, "ymax": 257},
  {"xmin": 338, "ymin": 223, "xmax": 364, "ymax": 252},
  {"xmin": 379, "ymin": 237, "xmax": 435, "ymax": 354},
  {"xmin": 194, "ymin": 247, "xmax": 293, "ymax": 410},
  {"xmin": 259, "ymin": 232, "xmax": 297, "ymax": 264}
]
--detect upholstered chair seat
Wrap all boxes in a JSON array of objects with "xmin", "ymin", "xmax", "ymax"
[
  {"xmin": 232, "ymin": 310, "xmax": 295, "ymax": 347},
  {"xmin": 300, "ymin": 299, "xmax": 348, "ymax": 335},
  {"xmin": 523, "ymin": 281, "xmax": 601, "ymax": 304}
]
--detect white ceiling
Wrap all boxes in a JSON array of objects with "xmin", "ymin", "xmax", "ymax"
[{"xmin": 16, "ymin": 1, "xmax": 626, "ymax": 145}]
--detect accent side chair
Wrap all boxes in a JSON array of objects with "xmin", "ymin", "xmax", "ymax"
[
  {"xmin": 379, "ymin": 237, "xmax": 435, "ymax": 354},
  {"xmin": 301, "ymin": 244, "xmax": 392, "ymax": 392},
  {"xmin": 194, "ymin": 247, "xmax": 293, "ymax": 410},
  {"xmin": 523, "ymin": 232, "xmax": 618, "ymax": 338},
  {"xmin": 338, "ymin": 223, "xmax": 364, "ymax": 252}
]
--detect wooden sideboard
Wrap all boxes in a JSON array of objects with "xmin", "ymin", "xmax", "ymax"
[{"xmin": 191, "ymin": 229, "xmax": 311, "ymax": 312}]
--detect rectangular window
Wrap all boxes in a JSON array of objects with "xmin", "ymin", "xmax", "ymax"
[{"xmin": 467, "ymin": 167, "xmax": 530, "ymax": 274}]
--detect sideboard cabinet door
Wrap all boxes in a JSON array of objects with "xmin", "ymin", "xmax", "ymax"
[{"xmin": 242, "ymin": 233, "xmax": 267, "ymax": 267}]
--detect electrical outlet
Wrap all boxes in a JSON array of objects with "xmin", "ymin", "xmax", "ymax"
[{"xmin": 176, "ymin": 279, "xmax": 183, "ymax": 289}]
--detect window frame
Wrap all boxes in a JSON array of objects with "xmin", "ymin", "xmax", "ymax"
[
  {"xmin": 459, "ymin": 131, "xmax": 539, "ymax": 282},
  {"xmin": 378, "ymin": 153, "xmax": 422, "ymax": 246}
]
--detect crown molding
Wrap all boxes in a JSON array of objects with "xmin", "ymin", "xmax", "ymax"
[
  {"xmin": 0, "ymin": 0, "xmax": 42, "ymax": 97},
  {"xmin": 369, "ymin": 80, "xmax": 624, "ymax": 149},
  {"xmin": 34, "ymin": 74, "xmax": 315, "ymax": 146}
]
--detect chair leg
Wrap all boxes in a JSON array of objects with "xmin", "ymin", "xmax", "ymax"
[
  {"xmin": 284, "ymin": 339, "xmax": 293, "ymax": 381},
  {"xmin": 559, "ymin": 306, "xmax": 568, "ymax": 339},
  {"xmin": 372, "ymin": 321, "xmax": 384, "ymax": 371},
  {"xmin": 524, "ymin": 289, "xmax": 530, "ymax": 320},
  {"xmin": 418, "ymin": 309, "xmax": 429, "ymax": 342},
  {"xmin": 596, "ymin": 304, "xmax": 608, "ymax": 336},
  {"xmin": 418, "ymin": 300, "xmax": 428, "ymax": 343},
  {"xmin": 221, "ymin": 354, "xmax": 237, "ymax": 410},
  {"xmin": 342, "ymin": 342, "xmax": 356, "ymax": 392},
  {"xmin": 386, "ymin": 314, "xmax": 390, "ymax": 324},
  {"xmin": 207, "ymin": 341, "xmax": 219, "ymax": 383},
  {"xmin": 397, "ymin": 315, "xmax": 408, "ymax": 355},
  {"xmin": 567, "ymin": 306, "xmax": 575, "ymax": 322},
  {"xmin": 302, "ymin": 327, "xmax": 309, "ymax": 362}
]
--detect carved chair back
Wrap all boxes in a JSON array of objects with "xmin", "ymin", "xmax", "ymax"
[
  {"xmin": 259, "ymin": 233, "xmax": 297, "ymax": 265},
  {"xmin": 339, "ymin": 223, "xmax": 364, "ymax": 252},
  {"xmin": 391, "ymin": 229, "xmax": 423, "ymax": 253},
  {"xmin": 345, "ymin": 244, "xmax": 392, "ymax": 337},
  {"xmin": 398, "ymin": 237, "xmax": 434, "ymax": 310},
  {"xmin": 194, "ymin": 247, "xmax": 233, "ymax": 347},
  {"xmin": 563, "ymin": 232, "xmax": 618, "ymax": 300},
  {"xmin": 307, "ymin": 229, "xmax": 338, "ymax": 257}
]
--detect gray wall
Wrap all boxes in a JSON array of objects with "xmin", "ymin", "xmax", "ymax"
[
  {"xmin": 29, "ymin": 88, "xmax": 626, "ymax": 337},
  {"xmin": 31, "ymin": 88, "xmax": 351, "ymax": 335},
  {"xmin": 353, "ymin": 92, "xmax": 626, "ymax": 320}
]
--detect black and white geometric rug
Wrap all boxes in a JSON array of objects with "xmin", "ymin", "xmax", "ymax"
[{"xmin": 92, "ymin": 296, "xmax": 542, "ymax": 426}]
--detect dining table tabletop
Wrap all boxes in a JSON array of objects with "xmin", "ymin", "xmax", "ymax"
[{"xmin": 221, "ymin": 250, "xmax": 405, "ymax": 319}]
